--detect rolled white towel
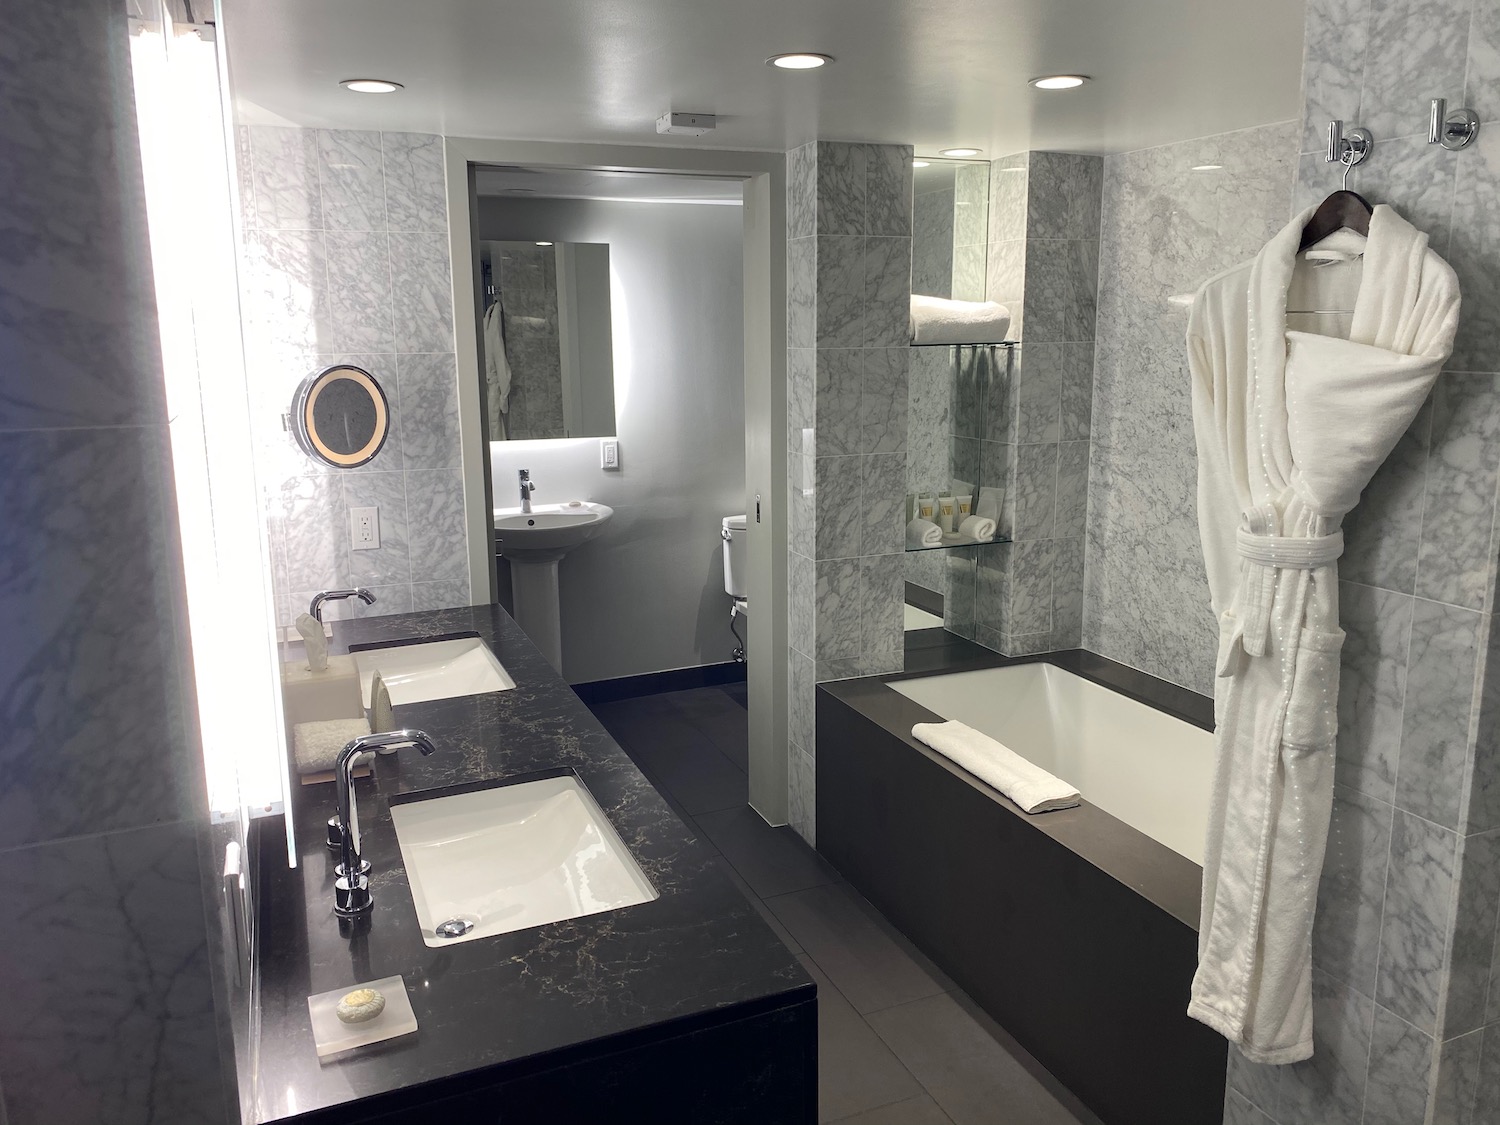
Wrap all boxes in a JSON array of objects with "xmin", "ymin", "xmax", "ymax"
[
  {"xmin": 958, "ymin": 514, "xmax": 997, "ymax": 543},
  {"xmin": 912, "ymin": 720, "xmax": 1080, "ymax": 813},
  {"xmin": 910, "ymin": 294, "xmax": 1012, "ymax": 345},
  {"xmin": 906, "ymin": 518, "xmax": 943, "ymax": 548}
]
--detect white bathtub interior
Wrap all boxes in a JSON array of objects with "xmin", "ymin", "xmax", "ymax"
[{"xmin": 889, "ymin": 663, "xmax": 1214, "ymax": 865}]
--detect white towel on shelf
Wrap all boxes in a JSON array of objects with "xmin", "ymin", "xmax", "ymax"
[
  {"xmin": 957, "ymin": 515, "xmax": 997, "ymax": 542},
  {"xmin": 910, "ymin": 294, "xmax": 1012, "ymax": 345},
  {"xmin": 912, "ymin": 720, "xmax": 1080, "ymax": 813},
  {"xmin": 906, "ymin": 518, "xmax": 943, "ymax": 548}
]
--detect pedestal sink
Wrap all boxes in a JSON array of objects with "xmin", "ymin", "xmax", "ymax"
[{"xmin": 493, "ymin": 501, "xmax": 613, "ymax": 671}]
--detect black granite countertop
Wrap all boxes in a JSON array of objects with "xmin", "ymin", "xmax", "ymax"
[{"xmin": 253, "ymin": 605, "xmax": 810, "ymax": 1124}]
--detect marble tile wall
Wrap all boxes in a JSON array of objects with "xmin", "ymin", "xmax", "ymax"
[
  {"xmin": 911, "ymin": 180, "xmax": 954, "ymax": 298},
  {"xmin": 1211, "ymin": 1, "xmax": 1500, "ymax": 1121},
  {"xmin": 963, "ymin": 152, "xmax": 1101, "ymax": 655},
  {"xmin": 1084, "ymin": 121, "xmax": 1299, "ymax": 693},
  {"xmin": 0, "ymin": 0, "xmax": 230, "ymax": 1119},
  {"xmin": 787, "ymin": 140, "xmax": 914, "ymax": 844},
  {"xmin": 236, "ymin": 126, "xmax": 470, "ymax": 630}
]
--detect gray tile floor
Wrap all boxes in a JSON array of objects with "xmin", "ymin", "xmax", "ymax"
[{"xmin": 588, "ymin": 684, "xmax": 1103, "ymax": 1125}]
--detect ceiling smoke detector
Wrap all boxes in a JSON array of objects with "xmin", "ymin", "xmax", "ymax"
[{"xmin": 656, "ymin": 111, "xmax": 717, "ymax": 136}]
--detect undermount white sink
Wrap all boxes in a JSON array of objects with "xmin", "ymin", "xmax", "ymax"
[
  {"xmin": 388, "ymin": 773, "xmax": 657, "ymax": 947},
  {"xmin": 492, "ymin": 501, "xmax": 614, "ymax": 557},
  {"xmin": 352, "ymin": 637, "xmax": 515, "ymax": 707}
]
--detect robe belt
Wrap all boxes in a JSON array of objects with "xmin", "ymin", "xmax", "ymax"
[{"xmin": 1232, "ymin": 529, "xmax": 1344, "ymax": 659}]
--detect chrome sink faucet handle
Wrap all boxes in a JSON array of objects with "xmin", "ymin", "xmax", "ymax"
[
  {"xmin": 519, "ymin": 468, "xmax": 536, "ymax": 514},
  {"xmin": 330, "ymin": 729, "xmax": 438, "ymax": 918},
  {"xmin": 309, "ymin": 587, "xmax": 376, "ymax": 623}
]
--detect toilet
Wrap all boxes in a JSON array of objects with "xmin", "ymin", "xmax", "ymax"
[{"xmin": 721, "ymin": 514, "xmax": 748, "ymax": 660}]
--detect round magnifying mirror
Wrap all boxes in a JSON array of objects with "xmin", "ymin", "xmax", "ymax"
[{"xmin": 291, "ymin": 365, "xmax": 391, "ymax": 468}]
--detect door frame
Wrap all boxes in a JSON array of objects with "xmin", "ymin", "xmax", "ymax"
[{"xmin": 443, "ymin": 137, "xmax": 789, "ymax": 823}]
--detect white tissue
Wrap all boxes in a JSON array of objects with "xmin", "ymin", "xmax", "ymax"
[{"xmin": 296, "ymin": 612, "xmax": 329, "ymax": 673}]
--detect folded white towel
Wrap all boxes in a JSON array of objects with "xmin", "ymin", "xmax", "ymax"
[
  {"xmin": 293, "ymin": 717, "xmax": 373, "ymax": 775},
  {"xmin": 906, "ymin": 518, "xmax": 943, "ymax": 548},
  {"xmin": 912, "ymin": 720, "xmax": 1080, "ymax": 813},
  {"xmin": 910, "ymin": 294, "xmax": 1012, "ymax": 345},
  {"xmin": 976, "ymin": 485, "xmax": 1003, "ymax": 521},
  {"xmin": 957, "ymin": 514, "xmax": 997, "ymax": 542}
]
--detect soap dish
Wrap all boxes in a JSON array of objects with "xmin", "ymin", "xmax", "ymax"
[{"xmin": 307, "ymin": 975, "xmax": 417, "ymax": 1059}]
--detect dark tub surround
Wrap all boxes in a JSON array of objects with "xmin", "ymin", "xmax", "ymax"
[
  {"xmin": 816, "ymin": 651, "xmax": 1224, "ymax": 1125},
  {"xmin": 254, "ymin": 605, "xmax": 814, "ymax": 1125}
]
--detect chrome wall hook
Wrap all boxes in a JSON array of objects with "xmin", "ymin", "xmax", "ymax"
[
  {"xmin": 1326, "ymin": 120, "xmax": 1374, "ymax": 173},
  {"xmin": 1429, "ymin": 98, "xmax": 1479, "ymax": 150}
]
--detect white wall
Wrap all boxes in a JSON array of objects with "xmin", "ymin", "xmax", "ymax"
[{"xmin": 478, "ymin": 195, "xmax": 746, "ymax": 684}]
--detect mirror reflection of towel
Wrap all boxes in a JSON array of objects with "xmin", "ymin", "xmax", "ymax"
[{"xmin": 482, "ymin": 299, "xmax": 512, "ymax": 439}]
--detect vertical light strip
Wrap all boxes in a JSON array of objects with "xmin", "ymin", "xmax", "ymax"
[{"xmin": 129, "ymin": 8, "xmax": 293, "ymax": 838}]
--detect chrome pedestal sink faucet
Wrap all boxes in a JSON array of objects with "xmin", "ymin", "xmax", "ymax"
[
  {"xmin": 519, "ymin": 468, "xmax": 536, "ymax": 514},
  {"xmin": 309, "ymin": 587, "xmax": 376, "ymax": 622},
  {"xmin": 329, "ymin": 729, "xmax": 438, "ymax": 918}
]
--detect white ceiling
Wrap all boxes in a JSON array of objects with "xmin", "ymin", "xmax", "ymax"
[{"xmin": 222, "ymin": 0, "xmax": 1305, "ymax": 157}]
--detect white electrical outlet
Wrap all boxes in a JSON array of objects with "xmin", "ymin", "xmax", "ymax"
[
  {"xmin": 351, "ymin": 506, "xmax": 380, "ymax": 550},
  {"xmin": 600, "ymin": 439, "xmax": 620, "ymax": 470}
]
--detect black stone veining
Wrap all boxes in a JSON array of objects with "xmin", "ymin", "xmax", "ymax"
[{"xmin": 253, "ymin": 605, "xmax": 812, "ymax": 1124}]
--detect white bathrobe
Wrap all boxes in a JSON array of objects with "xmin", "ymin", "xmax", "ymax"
[{"xmin": 1186, "ymin": 204, "xmax": 1459, "ymax": 1063}]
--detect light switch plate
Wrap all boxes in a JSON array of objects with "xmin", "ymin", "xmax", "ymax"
[
  {"xmin": 351, "ymin": 506, "xmax": 380, "ymax": 550},
  {"xmin": 600, "ymin": 439, "xmax": 620, "ymax": 470}
]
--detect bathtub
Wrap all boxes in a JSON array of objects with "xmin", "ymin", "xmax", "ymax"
[
  {"xmin": 816, "ymin": 652, "xmax": 1225, "ymax": 1125},
  {"xmin": 888, "ymin": 662, "xmax": 1215, "ymax": 863}
]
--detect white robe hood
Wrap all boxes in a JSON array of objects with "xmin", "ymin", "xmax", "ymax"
[{"xmin": 1186, "ymin": 203, "xmax": 1459, "ymax": 1064}]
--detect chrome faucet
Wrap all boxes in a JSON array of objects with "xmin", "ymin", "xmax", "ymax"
[
  {"xmin": 309, "ymin": 587, "xmax": 376, "ymax": 622},
  {"xmin": 328, "ymin": 729, "xmax": 438, "ymax": 918},
  {"xmin": 519, "ymin": 468, "xmax": 536, "ymax": 513}
]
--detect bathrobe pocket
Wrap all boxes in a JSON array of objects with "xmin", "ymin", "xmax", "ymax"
[{"xmin": 1281, "ymin": 627, "xmax": 1346, "ymax": 750}]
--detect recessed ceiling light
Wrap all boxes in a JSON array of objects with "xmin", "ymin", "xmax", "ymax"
[
  {"xmin": 535, "ymin": 241, "xmax": 554, "ymax": 246},
  {"xmin": 911, "ymin": 160, "xmax": 931, "ymax": 168},
  {"xmin": 340, "ymin": 78, "xmax": 403, "ymax": 94},
  {"xmin": 939, "ymin": 147, "xmax": 982, "ymax": 157},
  {"xmin": 1029, "ymin": 75, "xmax": 1089, "ymax": 90},
  {"xmin": 1191, "ymin": 164, "xmax": 1224, "ymax": 172},
  {"xmin": 767, "ymin": 53, "xmax": 833, "ymax": 70}
]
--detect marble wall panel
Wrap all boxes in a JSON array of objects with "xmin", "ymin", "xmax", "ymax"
[
  {"xmin": 242, "ymin": 127, "xmax": 470, "ymax": 622},
  {"xmin": 1377, "ymin": 810, "xmax": 1459, "ymax": 1034},
  {"xmin": 786, "ymin": 142, "xmax": 915, "ymax": 823},
  {"xmin": 0, "ymin": 1, "xmax": 230, "ymax": 1115},
  {"xmin": 1084, "ymin": 120, "xmax": 1298, "ymax": 691}
]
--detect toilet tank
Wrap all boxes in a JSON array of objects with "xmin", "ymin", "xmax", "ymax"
[{"xmin": 721, "ymin": 514, "xmax": 748, "ymax": 598}]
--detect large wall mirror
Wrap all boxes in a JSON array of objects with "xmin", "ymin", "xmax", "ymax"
[{"xmin": 473, "ymin": 166, "xmax": 622, "ymax": 441}]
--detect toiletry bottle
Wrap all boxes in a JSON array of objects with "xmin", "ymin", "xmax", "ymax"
[
  {"xmin": 937, "ymin": 493, "xmax": 956, "ymax": 534},
  {"xmin": 917, "ymin": 493, "xmax": 936, "ymax": 522}
]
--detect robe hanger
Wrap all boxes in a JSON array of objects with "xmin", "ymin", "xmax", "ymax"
[
  {"xmin": 1289, "ymin": 132, "xmax": 1372, "ymax": 315},
  {"xmin": 1298, "ymin": 124, "xmax": 1374, "ymax": 252}
]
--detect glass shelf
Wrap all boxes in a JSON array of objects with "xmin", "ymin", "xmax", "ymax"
[
  {"xmin": 905, "ymin": 533, "xmax": 1012, "ymax": 553},
  {"xmin": 909, "ymin": 340, "xmax": 1018, "ymax": 348}
]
